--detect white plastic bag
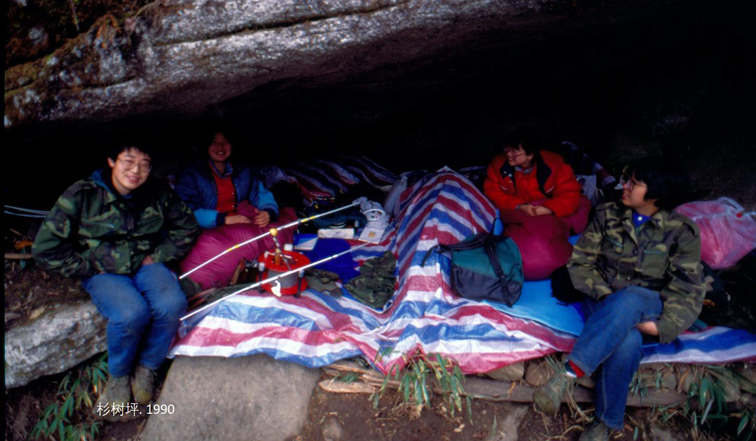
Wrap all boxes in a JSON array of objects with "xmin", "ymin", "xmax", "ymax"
[{"xmin": 675, "ymin": 197, "xmax": 756, "ymax": 269}]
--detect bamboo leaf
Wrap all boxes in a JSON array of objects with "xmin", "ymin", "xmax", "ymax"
[
  {"xmin": 738, "ymin": 414, "xmax": 750, "ymax": 435},
  {"xmin": 701, "ymin": 398, "xmax": 714, "ymax": 423}
]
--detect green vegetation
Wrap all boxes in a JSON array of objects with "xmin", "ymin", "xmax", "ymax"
[
  {"xmin": 371, "ymin": 352, "xmax": 472, "ymax": 422},
  {"xmin": 31, "ymin": 353, "xmax": 107, "ymax": 441}
]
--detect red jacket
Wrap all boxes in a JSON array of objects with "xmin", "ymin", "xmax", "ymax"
[{"xmin": 483, "ymin": 150, "xmax": 581, "ymax": 218}]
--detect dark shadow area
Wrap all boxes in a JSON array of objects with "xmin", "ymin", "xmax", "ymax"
[{"xmin": 4, "ymin": 0, "xmax": 754, "ymax": 212}]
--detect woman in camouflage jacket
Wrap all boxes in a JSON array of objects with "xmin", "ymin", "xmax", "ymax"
[{"xmin": 533, "ymin": 157, "xmax": 706, "ymax": 441}]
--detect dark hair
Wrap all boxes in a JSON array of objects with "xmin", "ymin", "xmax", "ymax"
[
  {"xmin": 106, "ymin": 141, "xmax": 154, "ymax": 162},
  {"xmin": 197, "ymin": 120, "xmax": 233, "ymax": 151},
  {"xmin": 504, "ymin": 126, "xmax": 541, "ymax": 155},
  {"xmin": 625, "ymin": 157, "xmax": 692, "ymax": 210}
]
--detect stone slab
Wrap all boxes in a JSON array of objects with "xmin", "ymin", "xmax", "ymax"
[{"xmin": 140, "ymin": 355, "xmax": 321, "ymax": 441}]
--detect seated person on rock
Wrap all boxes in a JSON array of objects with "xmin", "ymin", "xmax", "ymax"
[
  {"xmin": 533, "ymin": 157, "xmax": 705, "ymax": 441},
  {"xmin": 32, "ymin": 141, "xmax": 199, "ymax": 413},
  {"xmin": 175, "ymin": 129, "xmax": 296, "ymax": 290},
  {"xmin": 483, "ymin": 126, "xmax": 590, "ymax": 279}
]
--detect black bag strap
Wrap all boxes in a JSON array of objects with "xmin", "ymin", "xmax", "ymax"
[
  {"xmin": 483, "ymin": 238, "xmax": 506, "ymax": 280},
  {"xmin": 483, "ymin": 236, "xmax": 522, "ymax": 306}
]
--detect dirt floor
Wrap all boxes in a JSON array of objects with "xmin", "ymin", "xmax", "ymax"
[{"xmin": 292, "ymin": 376, "xmax": 706, "ymax": 441}]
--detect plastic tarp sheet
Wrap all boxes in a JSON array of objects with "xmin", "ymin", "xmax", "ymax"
[{"xmin": 170, "ymin": 169, "xmax": 756, "ymax": 373}]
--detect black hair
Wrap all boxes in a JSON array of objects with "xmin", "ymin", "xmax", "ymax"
[
  {"xmin": 197, "ymin": 120, "xmax": 234, "ymax": 152},
  {"xmin": 500, "ymin": 125, "xmax": 552, "ymax": 196},
  {"xmin": 625, "ymin": 157, "xmax": 692, "ymax": 210},
  {"xmin": 105, "ymin": 140, "xmax": 155, "ymax": 162},
  {"xmin": 504, "ymin": 126, "xmax": 541, "ymax": 155}
]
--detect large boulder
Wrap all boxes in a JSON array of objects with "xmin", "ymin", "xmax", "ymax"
[
  {"xmin": 140, "ymin": 355, "xmax": 321, "ymax": 441},
  {"xmin": 4, "ymin": 0, "xmax": 671, "ymax": 130},
  {"xmin": 4, "ymin": 300, "xmax": 106, "ymax": 388}
]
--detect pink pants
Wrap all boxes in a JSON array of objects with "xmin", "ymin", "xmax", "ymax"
[{"xmin": 501, "ymin": 195, "xmax": 590, "ymax": 280}]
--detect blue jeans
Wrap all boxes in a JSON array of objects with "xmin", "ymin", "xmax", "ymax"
[
  {"xmin": 82, "ymin": 263, "xmax": 187, "ymax": 378},
  {"xmin": 568, "ymin": 286, "xmax": 662, "ymax": 430}
]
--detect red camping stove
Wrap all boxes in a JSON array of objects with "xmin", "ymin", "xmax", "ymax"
[{"xmin": 257, "ymin": 249, "xmax": 311, "ymax": 297}]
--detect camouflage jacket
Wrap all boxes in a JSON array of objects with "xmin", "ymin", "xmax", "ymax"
[
  {"xmin": 33, "ymin": 169, "xmax": 199, "ymax": 278},
  {"xmin": 567, "ymin": 202, "xmax": 706, "ymax": 344}
]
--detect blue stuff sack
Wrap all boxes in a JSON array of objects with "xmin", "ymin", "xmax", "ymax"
[{"xmin": 422, "ymin": 232, "xmax": 524, "ymax": 307}]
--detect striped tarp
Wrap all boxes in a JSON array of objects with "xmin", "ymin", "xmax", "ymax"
[
  {"xmin": 170, "ymin": 169, "xmax": 576, "ymax": 374},
  {"xmin": 169, "ymin": 169, "xmax": 756, "ymax": 372}
]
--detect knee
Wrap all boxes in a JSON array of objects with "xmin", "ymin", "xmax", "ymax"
[
  {"xmin": 602, "ymin": 288, "xmax": 648, "ymax": 312},
  {"xmin": 613, "ymin": 329, "xmax": 643, "ymax": 363},
  {"xmin": 152, "ymin": 292, "xmax": 187, "ymax": 322},
  {"xmin": 111, "ymin": 302, "xmax": 150, "ymax": 330}
]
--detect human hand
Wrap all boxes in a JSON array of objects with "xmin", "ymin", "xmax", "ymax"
[
  {"xmin": 533, "ymin": 205, "xmax": 554, "ymax": 216},
  {"xmin": 225, "ymin": 214, "xmax": 252, "ymax": 225},
  {"xmin": 636, "ymin": 321, "xmax": 659, "ymax": 335},
  {"xmin": 518, "ymin": 204, "xmax": 536, "ymax": 216},
  {"xmin": 141, "ymin": 255, "xmax": 155, "ymax": 266},
  {"xmin": 254, "ymin": 210, "xmax": 271, "ymax": 227}
]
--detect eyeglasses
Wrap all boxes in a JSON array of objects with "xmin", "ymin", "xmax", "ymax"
[
  {"xmin": 620, "ymin": 174, "xmax": 646, "ymax": 191},
  {"xmin": 119, "ymin": 158, "xmax": 152, "ymax": 173},
  {"xmin": 504, "ymin": 149, "xmax": 527, "ymax": 158}
]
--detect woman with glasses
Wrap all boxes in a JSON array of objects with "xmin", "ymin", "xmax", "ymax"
[
  {"xmin": 483, "ymin": 126, "xmax": 590, "ymax": 279},
  {"xmin": 175, "ymin": 128, "xmax": 297, "ymax": 290},
  {"xmin": 32, "ymin": 142, "xmax": 199, "ymax": 418}
]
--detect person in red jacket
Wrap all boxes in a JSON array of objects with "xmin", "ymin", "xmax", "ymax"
[{"xmin": 483, "ymin": 126, "xmax": 590, "ymax": 279}]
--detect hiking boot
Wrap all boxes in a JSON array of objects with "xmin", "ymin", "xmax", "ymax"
[
  {"xmin": 131, "ymin": 366, "xmax": 155, "ymax": 405},
  {"xmin": 532, "ymin": 371, "xmax": 577, "ymax": 415},
  {"xmin": 578, "ymin": 420, "xmax": 611, "ymax": 441},
  {"xmin": 94, "ymin": 376, "xmax": 131, "ymax": 418}
]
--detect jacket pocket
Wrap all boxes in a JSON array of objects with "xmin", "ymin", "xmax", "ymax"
[
  {"xmin": 641, "ymin": 248, "xmax": 668, "ymax": 278},
  {"xmin": 78, "ymin": 219, "xmax": 117, "ymax": 238}
]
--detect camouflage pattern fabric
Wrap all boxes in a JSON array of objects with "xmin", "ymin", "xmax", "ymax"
[
  {"xmin": 305, "ymin": 269, "xmax": 341, "ymax": 297},
  {"xmin": 33, "ymin": 169, "xmax": 199, "ymax": 278},
  {"xmin": 568, "ymin": 202, "xmax": 706, "ymax": 344},
  {"xmin": 344, "ymin": 251, "xmax": 396, "ymax": 309}
]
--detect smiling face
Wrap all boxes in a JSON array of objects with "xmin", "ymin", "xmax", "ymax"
[
  {"xmin": 208, "ymin": 132, "xmax": 232, "ymax": 164},
  {"xmin": 107, "ymin": 147, "xmax": 151, "ymax": 196},
  {"xmin": 504, "ymin": 144, "xmax": 534, "ymax": 168}
]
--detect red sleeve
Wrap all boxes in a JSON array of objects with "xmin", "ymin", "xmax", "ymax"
[
  {"xmin": 541, "ymin": 158, "xmax": 581, "ymax": 217},
  {"xmin": 483, "ymin": 154, "xmax": 526, "ymax": 211}
]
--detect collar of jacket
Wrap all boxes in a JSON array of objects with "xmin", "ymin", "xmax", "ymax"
[
  {"xmin": 208, "ymin": 159, "xmax": 235, "ymax": 178},
  {"xmin": 618, "ymin": 205, "xmax": 667, "ymax": 245},
  {"xmin": 90, "ymin": 168, "xmax": 120, "ymax": 205}
]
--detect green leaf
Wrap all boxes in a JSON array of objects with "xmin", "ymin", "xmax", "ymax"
[
  {"xmin": 701, "ymin": 398, "xmax": 714, "ymax": 423},
  {"xmin": 58, "ymin": 419, "xmax": 65, "ymax": 441},
  {"xmin": 59, "ymin": 374, "xmax": 72, "ymax": 393},
  {"xmin": 738, "ymin": 414, "xmax": 750, "ymax": 435},
  {"xmin": 633, "ymin": 426, "xmax": 639, "ymax": 440}
]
